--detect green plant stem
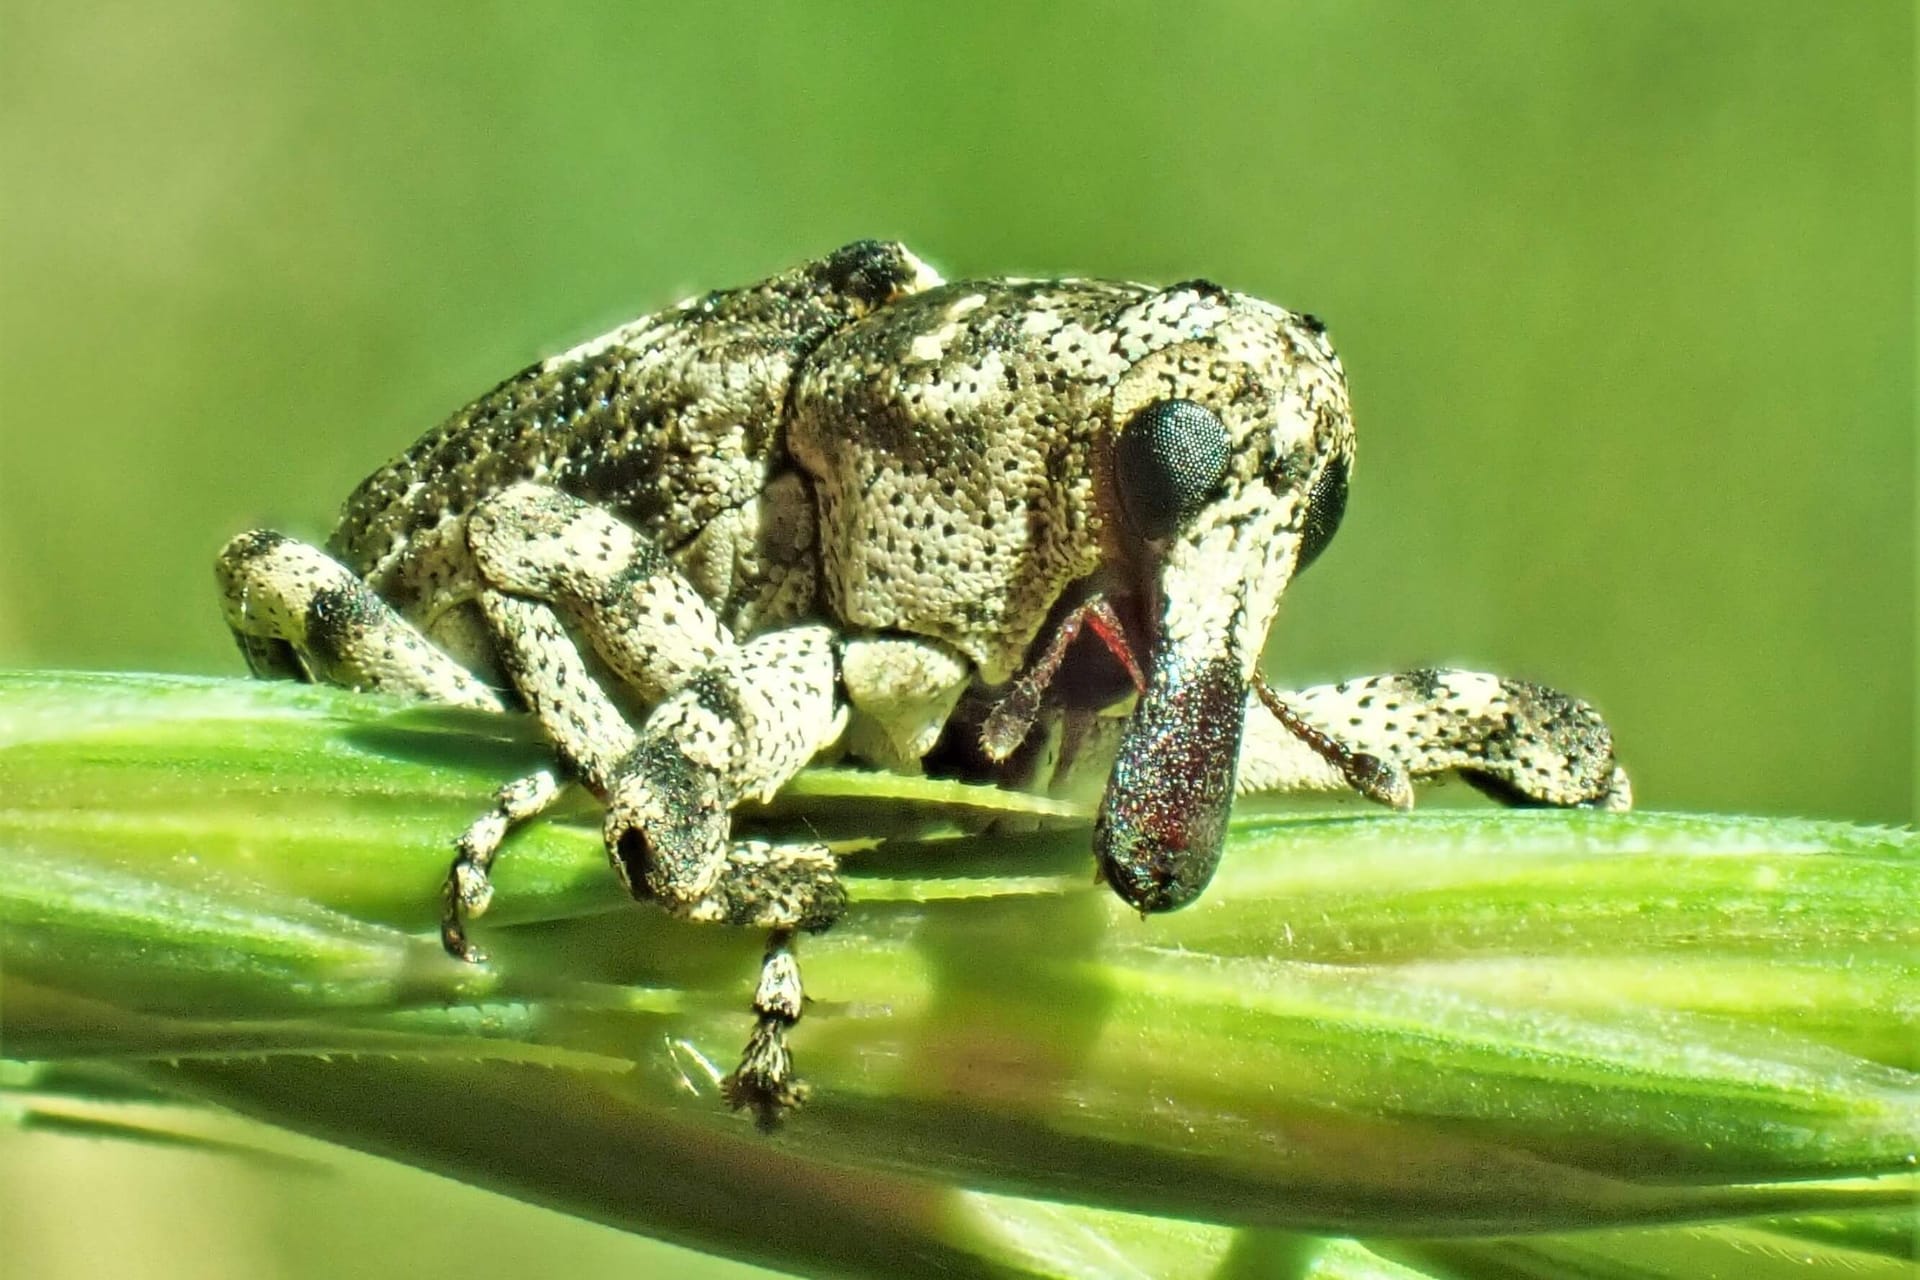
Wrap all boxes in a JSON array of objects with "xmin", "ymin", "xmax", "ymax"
[{"xmin": 2, "ymin": 672, "xmax": 1914, "ymax": 1279}]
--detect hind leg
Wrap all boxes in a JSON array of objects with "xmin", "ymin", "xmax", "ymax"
[
  {"xmin": 219, "ymin": 531, "xmax": 575, "ymax": 958},
  {"xmin": 215, "ymin": 530, "xmax": 503, "ymax": 711}
]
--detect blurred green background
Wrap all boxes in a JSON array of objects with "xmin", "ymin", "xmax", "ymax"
[{"xmin": 0, "ymin": 3, "xmax": 1911, "ymax": 1277}]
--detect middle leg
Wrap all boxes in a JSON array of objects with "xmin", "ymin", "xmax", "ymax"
[{"xmin": 463, "ymin": 483, "xmax": 852, "ymax": 1120}]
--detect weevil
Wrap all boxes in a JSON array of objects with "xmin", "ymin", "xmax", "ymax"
[{"xmin": 217, "ymin": 241, "xmax": 1628, "ymax": 1124}]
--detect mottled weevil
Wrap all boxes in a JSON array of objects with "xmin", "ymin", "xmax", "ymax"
[{"xmin": 218, "ymin": 241, "xmax": 1628, "ymax": 1124}]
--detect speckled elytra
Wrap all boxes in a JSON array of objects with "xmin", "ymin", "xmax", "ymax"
[{"xmin": 218, "ymin": 241, "xmax": 1628, "ymax": 1124}]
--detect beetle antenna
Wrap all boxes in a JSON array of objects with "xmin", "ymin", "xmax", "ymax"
[{"xmin": 1250, "ymin": 674, "xmax": 1413, "ymax": 809}]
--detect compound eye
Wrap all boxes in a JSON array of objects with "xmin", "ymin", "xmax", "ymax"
[
  {"xmin": 1293, "ymin": 452, "xmax": 1349, "ymax": 574},
  {"xmin": 1114, "ymin": 399, "xmax": 1232, "ymax": 542}
]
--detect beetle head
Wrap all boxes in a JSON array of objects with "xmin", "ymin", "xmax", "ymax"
[{"xmin": 1093, "ymin": 289, "xmax": 1354, "ymax": 912}]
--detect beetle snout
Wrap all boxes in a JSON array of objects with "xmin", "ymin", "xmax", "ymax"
[{"xmin": 1093, "ymin": 650, "xmax": 1246, "ymax": 912}]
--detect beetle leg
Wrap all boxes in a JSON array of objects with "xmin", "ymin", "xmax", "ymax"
[
  {"xmin": 214, "ymin": 530, "xmax": 503, "ymax": 710},
  {"xmin": 473, "ymin": 591, "xmax": 845, "ymax": 1123},
  {"xmin": 725, "ymin": 928, "xmax": 809, "ymax": 1128},
  {"xmin": 981, "ymin": 595, "xmax": 1145, "ymax": 760},
  {"xmin": 594, "ymin": 627, "xmax": 845, "ymax": 1125},
  {"xmin": 471, "ymin": 592, "xmax": 643, "ymax": 789},
  {"xmin": 437, "ymin": 589, "xmax": 645, "ymax": 957},
  {"xmin": 454, "ymin": 481, "xmax": 734, "ymax": 953},
  {"xmin": 675, "ymin": 844, "xmax": 847, "ymax": 1128},
  {"xmin": 467, "ymin": 483, "xmax": 734, "ymax": 704},
  {"xmin": 465, "ymin": 485, "xmax": 846, "ymax": 905},
  {"xmin": 441, "ymin": 767, "xmax": 567, "ymax": 962},
  {"xmin": 1239, "ymin": 668, "xmax": 1630, "ymax": 810},
  {"xmin": 466, "ymin": 482, "xmax": 849, "ymax": 1124}
]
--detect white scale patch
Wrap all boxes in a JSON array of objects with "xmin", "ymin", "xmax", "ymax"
[{"xmin": 1045, "ymin": 322, "xmax": 1127, "ymax": 382}]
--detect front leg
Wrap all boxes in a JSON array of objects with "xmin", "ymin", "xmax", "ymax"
[{"xmin": 1239, "ymin": 668, "xmax": 1630, "ymax": 810}]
